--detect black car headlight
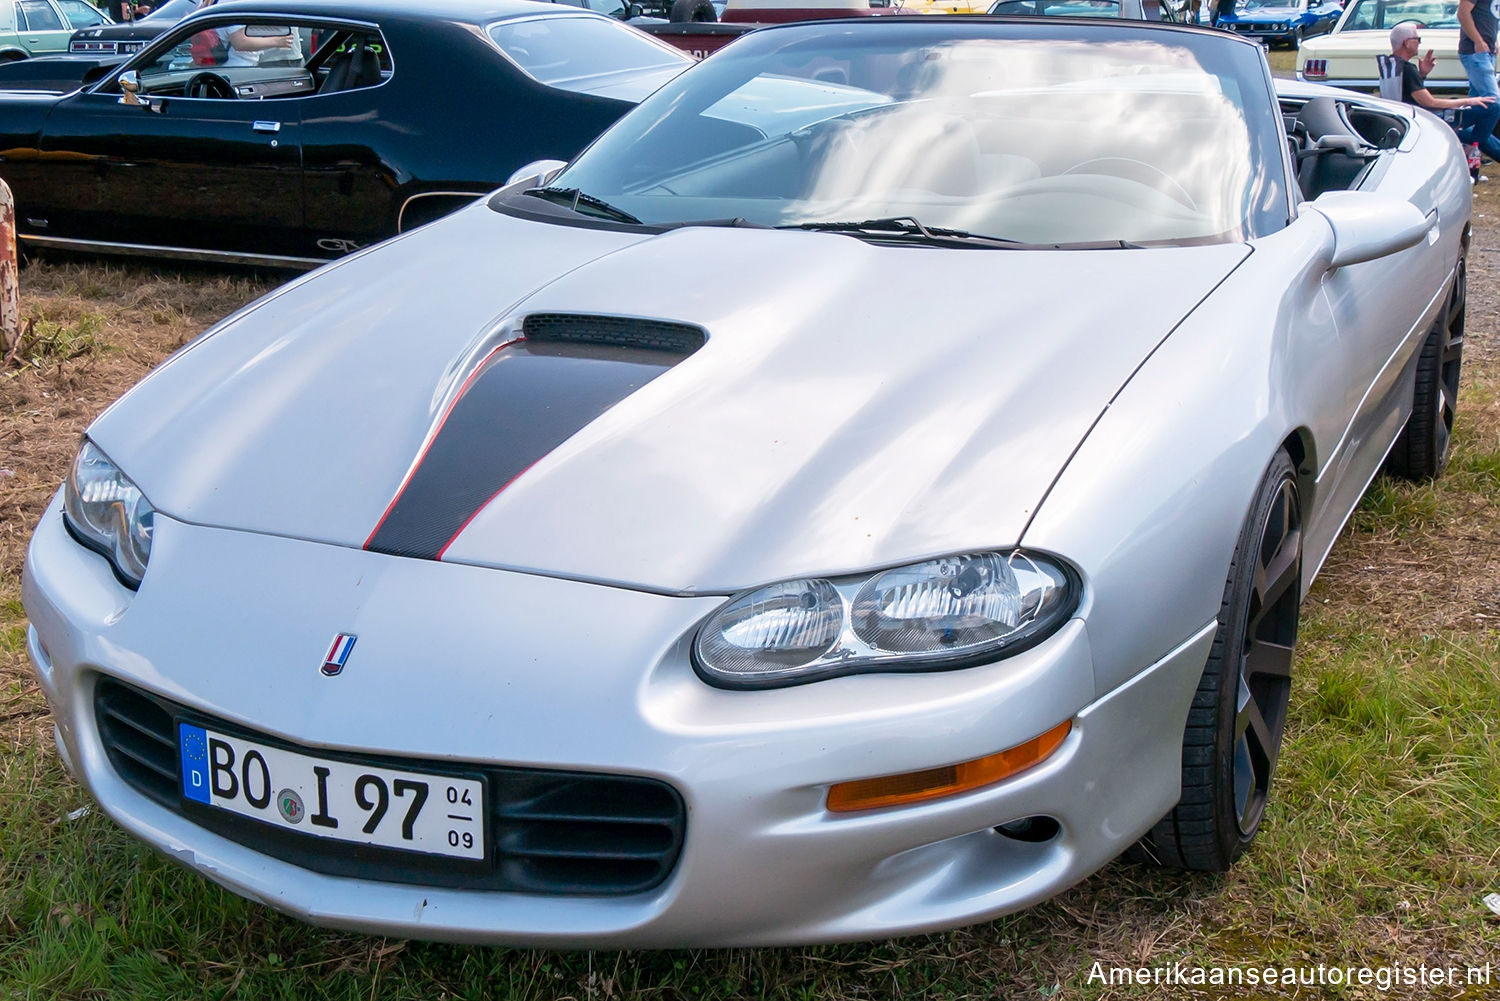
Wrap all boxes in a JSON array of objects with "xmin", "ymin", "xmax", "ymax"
[
  {"xmin": 62, "ymin": 440, "xmax": 155, "ymax": 588},
  {"xmin": 693, "ymin": 550, "xmax": 1078, "ymax": 689}
]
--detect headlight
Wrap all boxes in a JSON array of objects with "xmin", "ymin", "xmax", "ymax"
[
  {"xmin": 62, "ymin": 440, "xmax": 155, "ymax": 588},
  {"xmin": 693, "ymin": 550, "xmax": 1077, "ymax": 689}
]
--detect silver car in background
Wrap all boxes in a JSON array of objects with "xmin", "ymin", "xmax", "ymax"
[{"xmin": 24, "ymin": 18, "xmax": 1468, "ymax": 946}]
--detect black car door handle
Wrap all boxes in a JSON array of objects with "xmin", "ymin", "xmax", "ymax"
[{"xmin": 253, "ymin": 121, "xmax": 282, "ymax": 134}]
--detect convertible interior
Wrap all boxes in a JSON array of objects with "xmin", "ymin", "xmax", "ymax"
[{"xmin": 1280, "ymin": 94, "xmax": 1403, "ymax": 200}]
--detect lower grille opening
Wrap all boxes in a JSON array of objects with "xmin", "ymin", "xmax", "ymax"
[{"xmin": 93, "ymin": 676, "xmax": 686, "ymax": 895}]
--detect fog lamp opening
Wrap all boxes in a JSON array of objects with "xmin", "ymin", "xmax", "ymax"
[{"xmin": 825, "ymin": 719, "xmax": 1072, "ymax": 814}]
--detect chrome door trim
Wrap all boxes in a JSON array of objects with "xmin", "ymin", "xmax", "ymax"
[{"xmin": 19, "ymin": 233, "xmax": 327, "ymax": 269}]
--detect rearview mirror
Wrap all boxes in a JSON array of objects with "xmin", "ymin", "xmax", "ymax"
[
  {"xmin": 243, "ymin": 24, "xmax": 293, "ymax": 37},
  {"xmin": 1309, "ymin": 190, "xmax": 1432, "ymax": 268},
  {"xmin": 506, "ymin": 159, "xmax": 568, "ymax": 187}
]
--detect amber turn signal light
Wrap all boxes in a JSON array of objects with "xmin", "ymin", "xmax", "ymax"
[{"xmin": 825, "ymin": 719, "xmax": 1073, "ymax": 814}]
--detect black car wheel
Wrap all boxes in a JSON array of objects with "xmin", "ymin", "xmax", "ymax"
[
  {"xmin": 1129, "ymin": 450, "xmax": 1301, "ymax": 871},
  {"xmin": 1385, "ymin": 258, "xmax": 1464, "ymax": 480}
]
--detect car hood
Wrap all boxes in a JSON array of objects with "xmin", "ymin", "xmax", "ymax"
[
  {"xmin": 1227, "ymin": 9, "xmax": 1302, "ymax": 21},
  {"xmin": 89, "ymin": 203, "xmax": 1249, "ymax": 593}
]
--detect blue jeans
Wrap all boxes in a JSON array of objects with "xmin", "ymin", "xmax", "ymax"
[{"xmin": 1458, "ymin": 50, "xmax": 1500, "ymax": 160}]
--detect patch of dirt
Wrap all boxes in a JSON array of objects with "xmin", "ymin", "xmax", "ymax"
[
  {"xmin": 1464, "ymin": 181, "xmax": 1500, "ymax": 362},
  {"xmin": 1311, "ymin": 185, "xmax": 1500, "ymax": 628}
]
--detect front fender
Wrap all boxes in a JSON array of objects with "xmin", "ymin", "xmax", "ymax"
[{"xmin": 1020, "ymin": 218, "xmax": 1343, "ymax": 699}]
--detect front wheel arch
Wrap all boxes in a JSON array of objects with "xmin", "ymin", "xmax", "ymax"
[{"xmin": 1127, "ymin": 448, "xmax": 1302, "ymax": 871}]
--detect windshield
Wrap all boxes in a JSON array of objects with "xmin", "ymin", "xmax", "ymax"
[
  {"xmin": 1342, "ymin": 0, "xmax": 1459, "ymax": 30},
  {"xmin": 1245, "ymin": 0, "xmax": 1301, "ymax": 9},
  {"xmin": 540, "ymin": 23, "xmax": 1288, "ymax": 245}
]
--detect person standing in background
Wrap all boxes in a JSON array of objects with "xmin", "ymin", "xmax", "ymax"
[
  {"xmin": 106, "ymin": 0, "xmax": 152, "ymax": 20},
  {"xmin": 1457, "ymin": 0, "xmax": 1500, "ymax": 167}
]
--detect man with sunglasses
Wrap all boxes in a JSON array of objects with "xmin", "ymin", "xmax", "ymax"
[{"xmin": 1389, "ymin": 23, "xmax": 1494, "ymax": 111}]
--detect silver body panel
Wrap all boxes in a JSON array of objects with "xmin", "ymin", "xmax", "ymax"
[{"xmin": 23, "ymin": 76, "xmax": 1472, "ymax": 944}]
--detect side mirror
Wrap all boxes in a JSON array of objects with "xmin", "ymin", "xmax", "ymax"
[
  {"xmin": 506, "ymin": 159, "xmax": 568, "ymax": 187},
  {"xmin": 117, "ymin": 69, "xmax": 141, "ymax": 106},
  {"xmin": 1309, "ymin": 190, "xmax": 1432, "ymax": 268},
  {"xmin": 626, "ymin": 2, "xmax": 643, "ymax": 15}
]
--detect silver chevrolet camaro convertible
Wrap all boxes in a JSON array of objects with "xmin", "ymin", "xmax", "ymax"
[{"xmin": 23, "ymin": 17, "xmax": 1468, "ymax": 946}]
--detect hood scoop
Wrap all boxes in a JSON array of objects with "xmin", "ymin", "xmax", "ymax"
[
  {"xmin": 523, "ymin": 313, "xmax": 707, "ymax": 354},
  {"xmin": 364, "ymin": 314, "xmax": 706, "ymax": 561}
]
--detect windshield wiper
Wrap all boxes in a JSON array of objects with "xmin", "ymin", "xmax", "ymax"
[
  {"xmin": 662, "ymin": 217, "xmax": 772, "ymax": 230},
  {"xmin": 777, "ymin": 216, "xmax": 1021, "ymax": 248},
  {"xmin": 523, "ymin": 186, "xmax": 642, "ymax": 225},
  {"xmin": 782, "ymin": 218, "xmax": 1151, "ymax": 250}
]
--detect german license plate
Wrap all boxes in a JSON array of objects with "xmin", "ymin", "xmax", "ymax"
[{"xmin": 178, "ymin": 724, "xmax": 485, "ymax": 861}]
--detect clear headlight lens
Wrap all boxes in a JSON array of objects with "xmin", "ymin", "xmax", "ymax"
[
  {"xmin": 62, "ymin": 440, "xmax": 155, "ymax": 588},
  {"xmin": 693, "ymin": 550, "xmax": 1077, "ymax": 689}
]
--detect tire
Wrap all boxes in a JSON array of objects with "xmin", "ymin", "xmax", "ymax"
[
  {"xmin": 0, "ymin": 52, "xmax": 26, "ymax": 62},
  {"xmin": 1384, "ymin": 258, "xmax": 1464, "ymax": 481},
  {"xmin": 669, "ymin": 0, "xmax": 716, "ymax": 20},
  {"xmin": 1128, "ymin": 450, "xmax": 1302, "ymax": 871}
]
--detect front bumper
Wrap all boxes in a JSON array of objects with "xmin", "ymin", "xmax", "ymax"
[{"xmin": 24, "ymin": 496, "xmax": 1214, "ymax": 947}]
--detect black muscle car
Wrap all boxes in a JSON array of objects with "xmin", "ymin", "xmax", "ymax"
[{"xmin": 0, "ymin": 0, "xmax": 692, "ymax": 267}]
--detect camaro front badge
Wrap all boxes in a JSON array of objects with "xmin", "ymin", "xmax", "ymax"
[{"xmin": 321, "ymin": 634, "xmax": 356, "ymax": 677}]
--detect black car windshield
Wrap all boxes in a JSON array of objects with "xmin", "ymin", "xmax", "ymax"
[
  {"xmin": 543, "ymin": 22, "xmax": 1288, "ymax": 245},
  {"xmin": 488, "ymin": 16, "xmax": 689, "ymax": 91}
]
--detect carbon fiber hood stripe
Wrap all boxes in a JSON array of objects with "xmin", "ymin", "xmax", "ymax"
[{"xmin": 365, "ymin": 324, "xmax": 702, "ymax": 560}]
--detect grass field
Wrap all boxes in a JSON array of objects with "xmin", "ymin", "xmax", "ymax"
[{"xmin": 2, "ymin": 132, "xmax": 1499, "ymax": 998}]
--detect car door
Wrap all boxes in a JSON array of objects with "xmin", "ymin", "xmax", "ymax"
[
  {"xmin": 15, "ymin": 0, "xmax": 72, "ymax": 55},
  {"xmin": 32, "ymin": 17, "xmax": 306, "ymax": 259},
  {"xmin": 298, "ymin": 26, "xmax": 403, "ymax": 257}
]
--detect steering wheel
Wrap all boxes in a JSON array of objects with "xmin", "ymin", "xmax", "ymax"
[
  {"xmin": 1062, "ymin": 156, "xmax": 1198, "ymax": 212},
  {"xmin": 184, "ymin": 71, "xmax": 235, "ymax": 99}
]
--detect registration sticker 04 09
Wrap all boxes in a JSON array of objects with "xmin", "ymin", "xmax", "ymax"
[{"xmin": 179, "ymin": 723, "xmax": 486, "ymax": 861}]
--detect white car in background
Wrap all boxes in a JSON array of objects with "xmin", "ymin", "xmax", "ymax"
[{"xmin": 1298, "ymin": 0, "xmax": 1466, "ymax": 92}]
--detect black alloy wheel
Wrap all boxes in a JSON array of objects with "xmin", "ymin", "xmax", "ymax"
[
  {"xmin": 1385, "ymin": 258, "xmax": 1464, "ymax": 481},
  {"xmin": 1129, "ymin": 450, "xmax": 1302, "ymax": 871}
]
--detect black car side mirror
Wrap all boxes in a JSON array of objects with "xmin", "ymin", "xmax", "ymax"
[
  {"xmin": 116, "ymin": 70, "xmax": 162, "ymax": 112},
  {"xmin": 625, "ymin": 3, "xmax": 643, "ymax": 15}
]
